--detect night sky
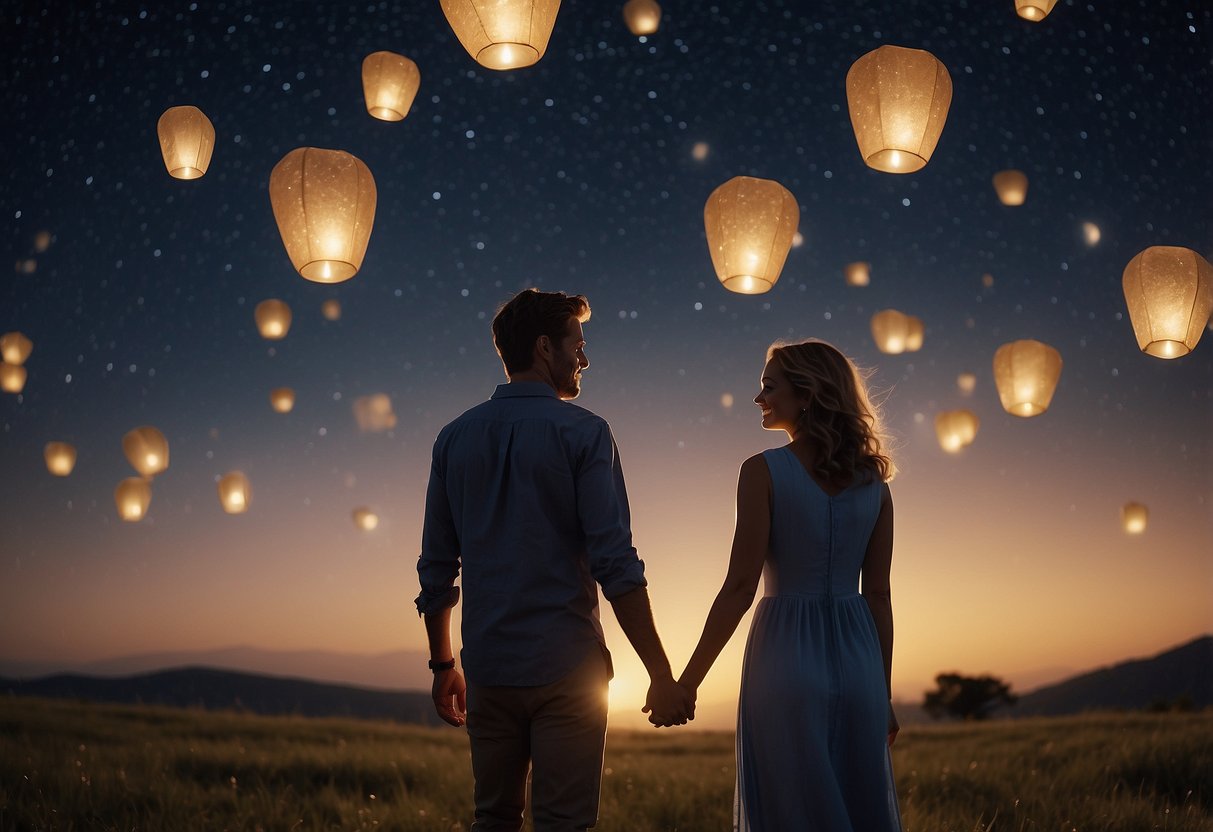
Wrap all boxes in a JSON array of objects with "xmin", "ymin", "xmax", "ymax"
[{"xmin": 3, "ymin": 1, "xmax": 1210, "ymax": 729}]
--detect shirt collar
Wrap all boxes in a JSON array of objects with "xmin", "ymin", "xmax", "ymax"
[{"xmin": 491, "ymin": 381, "xmax": 560, "ymax": 400}]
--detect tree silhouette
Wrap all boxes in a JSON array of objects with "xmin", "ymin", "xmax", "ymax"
[{"xmin": 923, "ymin": 673, "xmax": 1017, "ymax": 720}]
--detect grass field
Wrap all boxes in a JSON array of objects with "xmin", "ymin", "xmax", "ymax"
[{"xmin": 1, "ymin": 696, "xmax": 1209, "ymax": 831}]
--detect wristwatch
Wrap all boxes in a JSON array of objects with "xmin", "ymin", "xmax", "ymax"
[{"xmin": 428, "ymin": 658, "xmax": 456, "ymax": 673}]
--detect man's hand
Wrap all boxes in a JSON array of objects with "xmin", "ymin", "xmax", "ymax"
[
  {"xmin": 431, "ymin": 668, "xmax": 467, "ymax": 727},
  {"xmin": 642, "ymin": 676, "xmax": 696, "ymax": 727}
]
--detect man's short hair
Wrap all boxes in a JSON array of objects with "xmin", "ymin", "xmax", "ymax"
[{"xmin": 492, "ymin": 289, "xmax": 591, "ymax": 376}]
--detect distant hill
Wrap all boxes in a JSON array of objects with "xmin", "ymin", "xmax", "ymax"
[
  {"xmin": 1014, "ymin": 636, "xmax": 1213, "ymax": 716},
  {"xmin": 0, "ymin": 667, "xmax": 444, "ymax": 727}
]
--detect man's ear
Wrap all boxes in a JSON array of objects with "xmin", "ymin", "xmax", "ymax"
[{"xmin": 534, "ymin": 334, "xmax": 553, "ymax": 362}]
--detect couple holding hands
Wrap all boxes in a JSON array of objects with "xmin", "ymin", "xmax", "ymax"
[{"xmin": 417, "ymin": 289, "xmax": 902, "ymax": 831}]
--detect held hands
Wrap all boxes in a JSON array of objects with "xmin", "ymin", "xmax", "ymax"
[
  {"xmin": 431, "ymin": 668, "xmax": 467, "ymax": 727},
  {"xmin": 642, "ymin": 674, "xmax": 696, "ymax": 727}
]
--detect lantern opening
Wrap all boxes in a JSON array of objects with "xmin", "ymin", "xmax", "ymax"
[
  {"xmin": 170, "ymin": 166, "xmax": 205, "ymax": 180},
  {"xmin": 301, "ymin": 259, "xmax": 359, "ymax": 284},
  {"xmin": 866, "ymin": 149, "xmax": 928, "ymax": 175},
  {"xmin": 477, "ymin": 43, "xmax": 540, "ymax": 70},
  {"xmin": 368, "ymin": 106, "xmax": 406, "ymax": 122},
  {"xmin": 1010, "ymin": 402, "xmax": 1045, "ymax": 417},
  {"xmin": 1144, "ymin": 340, "xmax": 1189, "ymax": 359},
  {"xmin": 1019, "ymin": 7, "xmax": 1041, "ymax": 19},
  {"xmin": 722, "ymin": 274, "xmax": 772, "ymax": 295}
]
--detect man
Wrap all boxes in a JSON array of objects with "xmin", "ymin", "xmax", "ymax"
[{"xmin": 416, "ymin": 288, "xmax": 693, "ymax": 832}]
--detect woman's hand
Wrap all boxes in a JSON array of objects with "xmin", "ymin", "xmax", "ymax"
[{"xmin": 887, "ymin": 701, "xmax": 900, "ymax": 747}]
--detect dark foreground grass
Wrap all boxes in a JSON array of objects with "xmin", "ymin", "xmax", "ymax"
[{"xmin": 1, "ymin": 696, "xmax": 1209, "ymax": 830}]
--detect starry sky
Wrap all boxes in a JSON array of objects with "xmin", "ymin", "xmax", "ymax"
[{"xmin": 2, "ymin": 1, "xmax": 1210, "ymax": 729}]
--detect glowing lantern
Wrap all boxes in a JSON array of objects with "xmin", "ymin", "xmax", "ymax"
[
  {"xmin": 353, "ymin": 507, "xmax": 380, "ymax": 531},
  {"xmin": 122, "ymin": 426, "xmax": 170, "ymax": 478},
  {"xmin": 703, "ymin": 176, "xmax": 799, "ymax": 295},
  {"xmin": 156, "ymin": 106, "xmax": 215, "ymax": 180},
  {"xmin": 1015, "ymin": 0, "xmax": 1059, "ymax": 21},
  {"xmin": 440, "ymin": 0, "xmax": 562, "ymax": 70},
  {"xmin": 321, "ymin": 299, "xmax": 342, "ymax": 321},
  {"xmin": 44, "ymin": 442, "xmax": 77, "ymax": 476},
  {"xmin": 792, "ymin": 231, "xmax": 805, "ymax": 249},
  {"xmin": 1083, "ymin": 222, "xmax": 1101, "ymax": 246},
  {"xmin": 269, "ymin": 387, "xmax": 296, "ymax": 413},
  {"xmin": 34, "ymin": 231, "xmax": 51, "ymax": 253},
  {"xmin": 353, "ymin": 393, "xmax": 398, "ymax": 432},
  {"xmin": 115, "ymin": 477, "xmax": 152, "ymax": 522},
  {"xmin": 905, "ymin": 315, "xmax": 925, "ymax": 352},
  {"xmin": 1, "ymin": 331, "xmax": 33, "ymax": 365},
  {"xmin": 957, "ymin": 372, "xmax": 977, "ymax": 396},
  {"xmin": 845, "ymin": 45, "xmax": 952, "ymax": 174},
  {"xmin": 692, "ymin": 142, "xmax": 710, "ymax": 161},
  {"xmin": 362, "ymin": 51, "xmax": 421, "ymax": 122},
  {"xmin": 255, "ymin": 299, "xmax": 292, "ymax": 340},
  {"xmin": 870, "ymin": 309, "xmax": 911, "ymax": 354},
  {"xmin": 622, "ymin": 0, "xmax": 661, "ymax": 35},
  {"xmin": 721, "ymin": 393, "xmax": 734, "ymax": 409},
  {"xmin": 982, "ymin": 273, "xmax": 995, "ymax": 288},
  {"xmin": 844, "ymin": 262, "xmax": 871, "ymax": 287},
  {"xmin": 16, "ymin": 259, "xmax": 37, "ymax": 274},
  {"xmin": 934, "ymin": 409, "xmax": 980, "ymax": 454},
  {"xmin": 0, "ymin": 363, "xmax": 27, "ymax": 393},
  {"xmin": 993, "ymin": 339, "xmax": 1063, "ymax": 417},
  {"xmin": 1121, "ymin": 246, "xmax": 1213, "ymax": 359},
  {"xmin": 992, "ymin": 170, "xmax": 1028, "ymax": 206},
  {"xmin": 269, "ymin": 147, "xmax": 377, "ymax": 283},
  {"xmin": 218, "ymin": 471, "xmax": 252, "ymax": 514},
  {"xmin": 1121, "ymin": 502, "xmax": 1148, "ymax": 534}
]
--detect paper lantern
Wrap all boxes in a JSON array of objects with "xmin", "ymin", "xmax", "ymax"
[
  {"xmin": 44, "ymin": 442, "xmax": 77, "ymax": 476},
  {"xmin": 353, "ymin": 393, "xmax": 398, "ymax": 433},
  {"xmin": 871, "ymin": 309, "xmax": 911, "ymax": 354},
  {"xmin": 156, "ymin": 106, "xmax": 215, "ymax": 180},
  {"xmin": 622, "ymin": 0, "xmax": 661, "ymax": 35},
  {"xmin": 905, "ymin": 315, "xmax": 925, "ymax": 352},
  {"xmin": 255, "ymin": 299, "xmax": 292, "ymax": 340},
  {"xmin": 846, "ymin": 45, "xmax": 952, "ymax": 174},
  {"xmin": 0, "ymin": 331, "xmax": 33, "ymax": 365},
  {"xmin": 1083, "ymin": 222, "xmax": 1101, "ymax": 246},
  {"xmin": 16, "ymin": 259, "xmax": 37, "ymax": 274},
  {"xmin": 844, "ymin": 262, "xmax": 871, "ymax": 287},
  {"xmin": 692, "ymin": 142, "xmax": 710, "ymax": 161},
  {"xmin": 993, "ymin": 170, "xmax": 1029, "ymax": 206},
  {"xmin": 703, "ymin": 176, "xmax": 799, "ymax": 294},
  {"xmin": 34, "ymin": 230, "xmax": 52, "ymax": 253},
  {"xmin": 122, "ymin": 426, "xmax": 170, "ymax": 478},
  {"xmin": 218, "ymin": 471, "xmax": 252, "ymax": 514},
  {"xmin": 957, "ymin": 372, "xmax": 977, "ymax": 396},
  {"xmin": 440, "ymin": 0, "xmax": 561, "ymax": 70},
  {"xmin": 1015, "ymin": 0, "xmax": 1059, "ymax": 21},
  {"xmin": 321, "ymin": 299, "xmax": 342, "ymax": 321},
  {"xmin": 269, "ymin": 147, "xmax": 377, "ymax": 283},
  {"xmin": 362, "ymin": 52, "xmax": 421, "ymax": 122},
  {"xmin": 1122, "ymin": 246, "xmax": 1213, "ymax": 359},
  {"xmin": 0, "ymin": 363, "xmax": 26, "ymax": 393},
  {"xmin": 1120, "ymin": 502, "xmax": 1148, "ymax": 535},
  {"xmin": 352, "ymin": 507, "xmax": 380, "ymax": 531},
  {"xmin": 115, "ymin": 477, "xmax": 152, "ymax": 522},
  {"xmin": 934, "ymin": 409, "xmax": 980, "ymax": 454},
  {"xmin": 993, "ymin": 339, "xmax": 1063, "ymax": 417},
  {"xmin": 269, "ymin": 387, "xmax": 296, "ymax": 413}
]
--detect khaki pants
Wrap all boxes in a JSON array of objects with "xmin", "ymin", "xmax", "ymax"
[{"xmin": 466, "ymin": 648, "xmax": 611, "ymax": 832}]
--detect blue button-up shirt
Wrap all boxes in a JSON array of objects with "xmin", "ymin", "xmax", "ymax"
[{"xmin": 416, "ymin": 382, "xmax": 647, "ymax": 687}]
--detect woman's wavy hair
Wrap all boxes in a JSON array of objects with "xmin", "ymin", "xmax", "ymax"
[{"xmin": 767, "ymin": 340, "xmax": 896, "ymax": 483}]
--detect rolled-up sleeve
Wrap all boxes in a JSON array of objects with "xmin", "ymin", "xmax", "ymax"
[
  {"xmin": 575, "ymin": 421, "xmax": 647, "ymax": 600},
  {"xmin": 416, "ymin": 441, "xmax": 462, "ymax": 616}
]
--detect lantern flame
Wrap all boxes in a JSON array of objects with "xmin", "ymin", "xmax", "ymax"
[
  {"xmin": 353, "ymin": 507, "xmax": 380, "ymax": 531},
  {"xmin": 1016, "ymin": 0, "xmax": 1059, "ymax": 22}
]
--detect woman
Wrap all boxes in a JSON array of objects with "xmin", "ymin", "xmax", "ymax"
[{"xmin": 679, "ymin": 340, "xmax": 901, "ymax": 830}]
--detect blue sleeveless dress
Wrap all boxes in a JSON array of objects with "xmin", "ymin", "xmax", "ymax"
[{"xmin": 734, "ymin": 447, "xmax": 902, "ymax": 831}]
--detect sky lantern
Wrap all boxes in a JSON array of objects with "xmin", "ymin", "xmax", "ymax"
[
  {"xmin": 622, "ymin": 0, "xmax": 661, "ymax": 35},
  {"xmin": 692, "ymin": 142, "xmax": 710, "ymax": 161},
  {"xmin": 703, "ymin": 176, "xmax": 799, "ymax": 295},
  {"xmin": 1120, "ymin": 502, "xmax": 1148, "ymax": 534},
  {"xmin": 362, "ymin": 51, "xmax": 421, "ymax": 122},
  {"xmin": 255, "ymin": 299, "xmax": 292, "ymax": 340},
  {"xmin": 0, "ymin": 363, "xmax": 27, "ymax": 393},
  {"xmin": 992, "ymin": 169, "xmax": 1029, "ymax": 205},
  {"xmin": 269, "ymin": 147, "xmax": 377, "ymax": 283},
  {"xmin": 321, "ymin": 299, "xmax": 342, "ymax": 321},
  {"xmin": 1083, "ymin": 222, "xmax": 1101, "ymax": 246},
  {"xmin": 1015, "ymin": 0, "xmax": 1059, "ymax": 21},
  {"xmin": 993, "ymin": 339, "xmax": 1063, "ymax": 417},
  {"xmin": 957, "ymin": 372, "xmax": 977, "ymax": 396},
  {"xmin": 844, "ymin": 261, "xmax": 871, "ymax": 287},
  {"xmin": 156, "ymin": 105, "xmax": 215, "ymax": 180},
  {"xmin": 0, "ymin": 331, "xmax": 33, "ymax": 365},
  {"xmin": 114, "ymin": 477, "xmax": 152, "ymax": 522},
  {"xmin": 352, "ymin": 507, "xmax": 380, "ymax": 531},
  {"xmin": 845, "ymin": 45, "xmax": 952, "ymax": 174},
  {"xmin": 34, "ymin": 231, "xmax": 52, "ymax": 253},
  {"xmin": 122, "ymin": 426, "xmax": 169, "ymax": 478},
  {"xmin": 353, "ymin": 393, "xmax": 398, "ymax": 432},
  {"xmin": 934, "ymin": 409, "xmax": 980, "ymax": 453},
  {"xmin": 905, "ymin": 315, "xmax": 925, "ymax": 352},
  {"xmin": 269, "ymin": 387, "xmax": 296, "ymax": 413},
  {"xmin": 218, "ymin": 471, "xmax": 252, "ymax": 514},
  {"xmin": 440, "ymin": 0, "xmax": 561, "ymax": 70},
  {"xmin": 44, "ymin": 442, "xmax": 77, "ymax": 476},
  {"xmin": 871, "ymin": 309, "xmax": 911, "ymax": 354},
  {"xmin": 1121, "ymin": 246, "xmax": 1213, "ymax": 359}
]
